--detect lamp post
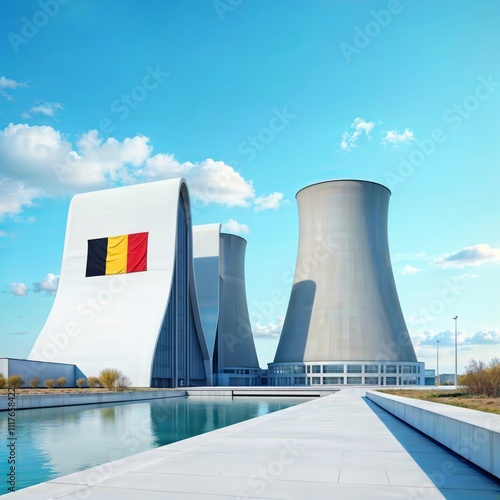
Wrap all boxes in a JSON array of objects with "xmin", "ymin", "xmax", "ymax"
[
  {"xmin": 453, "ymin": 315, "xmax": 458, "ymax": 387},
  {"xmin": 436, "ymin": 339, "xmax": 440, "ymax": 386}
]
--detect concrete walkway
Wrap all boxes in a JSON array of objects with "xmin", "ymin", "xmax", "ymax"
[{"xmin": 4, "ymin": 388, "xmax": 500, "ymax": 499}]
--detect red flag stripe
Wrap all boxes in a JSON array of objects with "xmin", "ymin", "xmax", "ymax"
[{"xmin": 127, "ymin": 232, "xmax": 148, "ymax": 273}]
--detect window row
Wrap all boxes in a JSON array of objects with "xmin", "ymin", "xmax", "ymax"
[
  {"xmin": 270, "ymin": 364, "xmax": 421, "ymax": 374},
  {"xmin": 269, "ymin": 376, "xmax": 420, "ymax": 386}
]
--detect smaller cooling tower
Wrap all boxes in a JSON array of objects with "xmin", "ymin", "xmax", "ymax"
[{"xmin": 193, "ymin": 228, "xmax": 261, "ymax": 386}]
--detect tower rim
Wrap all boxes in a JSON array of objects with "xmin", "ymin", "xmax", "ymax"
[
  {"xmin": 295, "ymin": 179, "xmax": 391, "ymax": 198},
  {"xmin": 220, "ymin": 232, "xmax": 248, "ymax": 244}
]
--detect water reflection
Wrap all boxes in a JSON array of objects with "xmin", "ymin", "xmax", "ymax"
[{"xmin": 0, "ymin": 396, "xmax": 307, "ymax": 494}]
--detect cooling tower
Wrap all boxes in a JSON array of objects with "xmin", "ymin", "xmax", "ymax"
[
  {"xmin": 192, "ymin": 228, "xmax": 261, "ymax": 385},
  {"xmin": 215, "ymin": 233, "xmax": 260, "ymax": 385},
  {"xmin": 270, "ymin": 180, "xmax": 423, "ymax": 386}
]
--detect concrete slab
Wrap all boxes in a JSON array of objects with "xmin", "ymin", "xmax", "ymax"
[{"xmin": 3, "ymin": 388, "xmax": 500, "ymax": 499}]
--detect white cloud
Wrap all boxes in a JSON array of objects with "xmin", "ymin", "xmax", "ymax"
[
  {"xmin": 0, "ymin": 123, "xmax": 77, "ymax": 192},
  {"xmin": 399, "ymin": 264, "xmax": 421, "ymax": 275},
  {"xmin": 467, "ymin": 329, "xmax": 500, "ymax": 345},
  {"xmin": 0, "ymin": 76, "xmax": 27, "ymax": 90},
  {"xmin": 340, "ymin": 117, "xmax": 374, "ymax": 152},
  {"xmin": 0, "ymin": 230, "xmax": 9, "ymax": 237},
  {"xmin": 412, "ymin": 328, "xmax": 500, "ymax": 348},
  {"xmin": 0, "ymin": 179, "xmax": 40, "ymax": 221},
  {"xmin": 0, "ymin": 76, "xmax": 27, "ymax": 100},
  {"xmin": 254, "ymin": 192, "xmax": 286, "ymax": 212},
  {"xmin": 0, "ymin": 123, "xmax": 285, "ymax": 219},
  {"xmin": 22, "ymin": 102, "xmax": 63, "ymax": 119},
  {"xmin": 432, "ymin": 244, "xmax": 500, "ymax": 268},
  {"xmin": 74, "ymin": 130, "xmax": 152, "ymax": 186},
  {"xmin": 382, "ymin": 128, "xmax": 414, "ymax": 145},
  {"xmin": 9, "ymin": 282, "xmax": 29, "ymax": 296},
  {"xmin": 184, "ymin": 159, "xmax": 255, "ymax": 207},
  {"xmin": 409, "ymin": 330, "xmax": 428, "ymax": 347},
  {"xmin": 419, "ymin": 329, "xmax": 468, "ymax": 347},
  {"xmin": 0, "ymin": 124, "xmax": 153, "ymax": 217},
  {"xmin": 252, "ymin": 317, "xmax": 285, "ymax": 339},
  {"xmin": 392, "ymin": 251, "xmax": 427, "ymax": 262},
  {"xmin": 33, "ymin": 273, "xmax": 59, "ymax": 295},
  {"xmin": 143, "ymin": 155, "xmax": 269, "ymax": 208},
  {"xmin": 222, "ymin": 219, "xmax": 250, "ymax": 234},
  {"xmin": 452, "ymin": 273, "xmax": 479, "ymax": 280}
]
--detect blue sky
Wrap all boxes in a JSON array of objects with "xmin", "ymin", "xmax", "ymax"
[{"xmin": 1, "ymin": 0, "xmax": 499, "ymax": 373}]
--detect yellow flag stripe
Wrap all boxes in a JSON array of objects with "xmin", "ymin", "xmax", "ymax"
[{"xmin": 105, "ymin": 235, "xmax": 128, "ymax": 275}]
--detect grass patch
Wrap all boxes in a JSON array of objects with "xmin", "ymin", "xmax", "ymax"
[{"xmin": 378, "ymin": 389, "xmax": 500, "ymax": 415}]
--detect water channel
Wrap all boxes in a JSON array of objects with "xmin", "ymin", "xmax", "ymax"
[{"xmin": 0, "ymin": 396, "xmax": 309, "ymax": 494}]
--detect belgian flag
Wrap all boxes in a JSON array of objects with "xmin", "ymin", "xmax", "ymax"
[{"xmin": 85, "ymin": 232, "xmax": 148, "ymax": 277}]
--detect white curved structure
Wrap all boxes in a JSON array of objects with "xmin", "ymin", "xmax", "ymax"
[
  {"xmin": 269, "ymin": 180, "xmax": 423, "ymax": 386},
  {"xmin": 193, "ymin": 224, "xmax": 221, "ymax": 372},
  {"xmin": 29, "ymin": 179, "xmax": 210, "ymax": 387}
]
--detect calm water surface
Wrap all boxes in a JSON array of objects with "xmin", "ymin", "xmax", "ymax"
[{"xmin": 0, "ymin": 396, "xmax": 308, "ymax": 494}]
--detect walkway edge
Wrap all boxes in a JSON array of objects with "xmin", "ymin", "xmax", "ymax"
[
  {"xmin": 0, "ymin": 390, "xmax": 186, "ymax": 411},
  {"xmin": 366, "ymin": 389, "xmax": 500, "ymax": 479}
]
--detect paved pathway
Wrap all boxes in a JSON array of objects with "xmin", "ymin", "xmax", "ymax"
[{"xmin": 4, "ymin": 388, "xmax": 500, "ymax": 499}]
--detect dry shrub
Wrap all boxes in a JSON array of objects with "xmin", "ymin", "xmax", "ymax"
[
  {"xmin": 460, "ymin": 358, "xmax": 500, "ymax": 397},
  {"xmin": 44, "ymin": 379, "xmax": 55, "ymax": 388},
  {"xmin": 29, "ymin": 377, "xmax": 40, "ymax": 388},
  {"xmin": 98, "ymin": 368, "xmax": 121, "ymax": 390},
  {"xmin": 116, "ymin": 374, "xmax": 131, "ymax": 391},
  {"xmin": 87, "ymin": 376, "xmax": 102, "ymax": 388},
  {"xmin": 7, "ymin": 375, "xmax": 24, "ymax": 389},
  {"xmin": 56, "ymin": 376, "xmax": 68, "ymax": 388}
]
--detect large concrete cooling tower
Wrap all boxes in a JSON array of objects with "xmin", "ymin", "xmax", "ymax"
[{"xmin": 269, "ymin": 180, "xmax": 424, "ymax": 386}]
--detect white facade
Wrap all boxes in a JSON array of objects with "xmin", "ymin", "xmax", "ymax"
[{"xmin": 29, "ymin": 179, "xmax": 210, "ymax": 387}]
